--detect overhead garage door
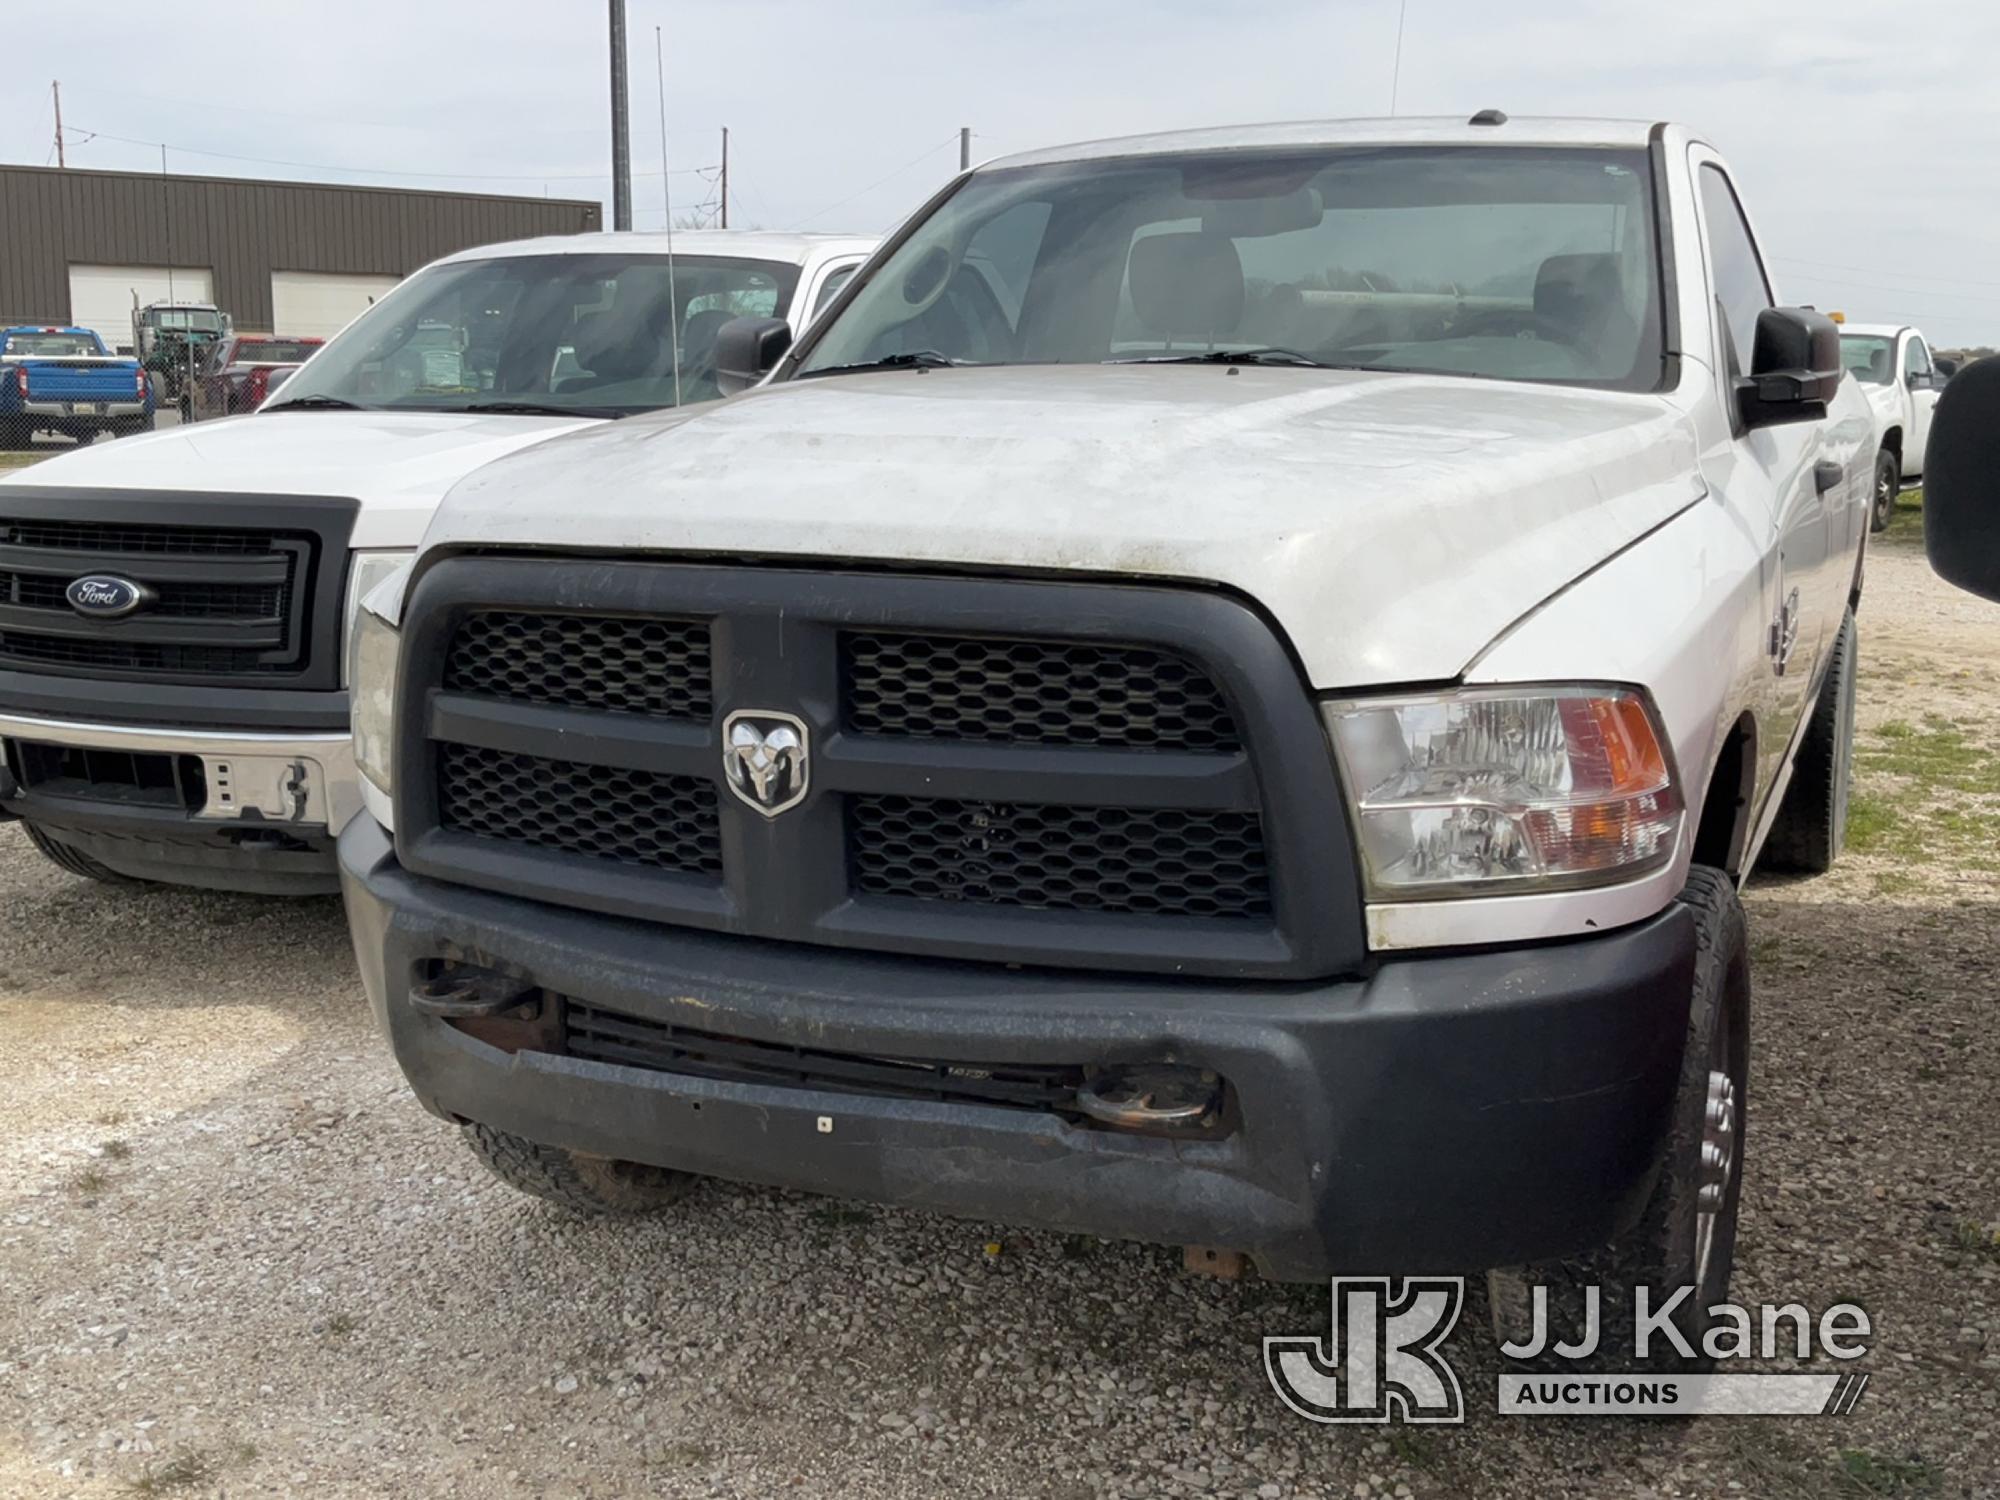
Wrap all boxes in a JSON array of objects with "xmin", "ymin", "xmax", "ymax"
[
  {"xmin": 68, "ymin": 264, "xmax": 215, "ymax": 353},
  {"xmin": 272, "ymin": 271, "xmax": 401, "ymax": 339}
]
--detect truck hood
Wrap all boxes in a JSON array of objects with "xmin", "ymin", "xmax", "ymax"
[
  {"xmin": 434, "ymin": 365, "xmax": 1704, "ymax": 687},
  {"xmin": 2, "ymin": 409, "xmax": 597, "ymax": 549}
]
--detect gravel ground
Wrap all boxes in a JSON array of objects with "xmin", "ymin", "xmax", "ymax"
[{"xmin": 1, "ymin": 521, "xmax": 1996, "ymax": 1499}]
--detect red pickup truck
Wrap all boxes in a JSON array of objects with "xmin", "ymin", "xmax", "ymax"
[{"xmin": 188, "ymin": 335, "xmax": 324, "ymax": 419}]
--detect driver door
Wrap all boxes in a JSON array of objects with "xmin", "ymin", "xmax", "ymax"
[{"xmin": 1691, "ymin": 154, "xmax": 1844, "ymax": 801}]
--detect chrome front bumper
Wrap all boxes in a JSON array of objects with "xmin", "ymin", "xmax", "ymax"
[{"xmin": 0, "ymin": 710, "xmax": 359, "ymax": 832}]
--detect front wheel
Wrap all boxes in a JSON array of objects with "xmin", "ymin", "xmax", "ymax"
[
  {"xmin": 462, "ymin": 1123, "xmax": 698, "ymax": 1216},
  {"xmin": 22, "ymin": 824, "xmax": 142, "ymax": 885},
  {"xmin": 1870, "ymin": 448, "xmax": 1899, "ymax": 532},
  {"xmin": 1490, "ymin": 866, "xmax": 1749, "ymax": 1369}
]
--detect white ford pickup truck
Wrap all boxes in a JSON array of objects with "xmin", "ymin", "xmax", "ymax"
[
  {"xmin": 0, "ymin": 230, "xmax": 873, "ymax": 892},
  {"xmin": 342, "ymin": 117, "xmax": 1872, "ymax": 1356},
  {"xmin": 1837, "ymin": 319, "xmax": 1946, "ymax": 531}
]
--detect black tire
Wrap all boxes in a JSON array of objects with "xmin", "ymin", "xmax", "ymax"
[
  {"xmin": 1762, "ymin": 608, "xmax": 1856, "ymax": 874},
  {"xmin": 21, "ymin": 823, "xmax": 143, "ymax": 885},
  {"xmin": 0, "ymin": 416, "xmax": 30, "ymax": 451},
  {"xmin": 1869, "ymin": 447, "xmax": 1899, "ymax": 532},
  {"xmin": 462, "ymin": 1122, "xmax": 697, "ymax": 1216},
  {"xmin": 1491, "ymin": 866, "xmax": 1749, "ymax": 1370}
]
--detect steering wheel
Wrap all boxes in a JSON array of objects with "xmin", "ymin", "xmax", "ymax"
[{"xmin": 1448, "ymin": 310, "xmax": 1586, "ymax": 349}]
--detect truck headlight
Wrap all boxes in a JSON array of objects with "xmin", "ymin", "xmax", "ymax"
[
  {"xmin": 1324, "ymin": 686, "xmax": 1682, "ymax": 899},
  {"xmin": 352, "ymin": 604, "xmax": 400, "ymax": 797},
  {"xmin": 342, "ymin": 550, "xmax": 414, "ymax": 686}
]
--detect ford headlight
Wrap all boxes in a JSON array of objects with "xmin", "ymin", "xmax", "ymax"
[
  {"xmin": 1324, "ymin": 686, "xmax": 1682, "ymax": 899},
  {"xmin": 342, "ymin": 550, "xmax": 414, "ymax": 686},
  {"xmin": 352, "ymin": 603, "xmax": 400, "ymax": 797}
]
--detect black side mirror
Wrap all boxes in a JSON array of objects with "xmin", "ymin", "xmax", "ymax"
[
  {"xmin": 1737, "ymin": 307, "xmax": 1841, "ymax": 430},
  {"xmin": 1924, "ymin": 356, "xmax": 2000, "ymax": 603},
  {"xmin": 714, "ymin": 316, "xmax": 793, "ymax": 396}
]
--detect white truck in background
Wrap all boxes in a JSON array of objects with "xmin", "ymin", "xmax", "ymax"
[
  {"xmin": 1838, "ymin": 319, "xmax": 1946, "ymax": 530},
  {"xmin": 0, "ymin": 231, "xmax": 874, "ymax": 893}
]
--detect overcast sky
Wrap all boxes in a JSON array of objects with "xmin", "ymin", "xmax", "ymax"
[{"xmin": 9, "ymin": 0, "xmax": 1999, "ymax": 344}]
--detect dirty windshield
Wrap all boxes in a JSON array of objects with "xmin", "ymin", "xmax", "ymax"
[
  {"xmin": 798, "ymin": 146, "xmax": 1666, "ymax": 390},
  {"xmin": 272, "ymin": 251, "xmax": 800, "ymax": 415}
]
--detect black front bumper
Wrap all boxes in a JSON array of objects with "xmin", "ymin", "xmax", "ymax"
[{"xmin": 341, "ymin": 816, "xmax": 1697, "ymax": 1279}]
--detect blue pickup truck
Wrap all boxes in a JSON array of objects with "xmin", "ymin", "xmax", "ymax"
[{"xmin": 0, "ymin": 326, "xmax": 156, "ymax": 449}]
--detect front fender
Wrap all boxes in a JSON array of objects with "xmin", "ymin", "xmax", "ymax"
[{"xmin": 1472, "ymin": 494, "xmax": 1768, "ymax": 868}]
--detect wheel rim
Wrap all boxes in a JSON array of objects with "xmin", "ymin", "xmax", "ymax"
[
  {"xmin": 1694, "ymin": 1031, "xmax": 1738, "ymax": 1288},
  {"xmin": 1877, "ymin": 467, "xmax": 1894, "ymax": 522}
]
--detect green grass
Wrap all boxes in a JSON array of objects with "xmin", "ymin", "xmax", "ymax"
[
  {"xmin": 1835, "ymin": 1449, "xmax": 1941, "ymax": 1495},
  {"xmin": 1847, "ymin": 715, "xmax": 2000, "ymax": 877},
  {"xmin": 1950, "ymin": 1219, "xmax": 2000, "ymax": 1265},
  {"xmin": 127, "ymin": 1450, "xmax": 218, "ymax": 1495},
  {"xmin": 1880, "ymin": 486, "xmax": 1925, "ymax": 545}
]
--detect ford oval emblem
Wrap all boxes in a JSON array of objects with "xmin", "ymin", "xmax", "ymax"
[{"xmin": 64, "ymin": 574, "xmax": 154, "ymax": 620}]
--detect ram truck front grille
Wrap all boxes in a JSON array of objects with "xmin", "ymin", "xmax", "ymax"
[{"xmin": 396, "ymin": 562, "xmax": 1364, "ymax": 979}]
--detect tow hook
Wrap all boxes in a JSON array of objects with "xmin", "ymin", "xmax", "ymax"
[
  {"xmin": 283, "ymin": 760, "xmax": 309, "ymax": 820},
  {"xmin": 1075, "ymin": 1064, "xmax": 1223, "ymax": 1134},
  {"xmin": 409, "ymin": 965, "xmax": 535, "ymax": 1019}
]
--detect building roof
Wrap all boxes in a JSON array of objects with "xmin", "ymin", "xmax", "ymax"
[
  {"xmin": 438, "ymin": 229, "xmax": 880, "ymax": 268},
  {"xmin": 987, "ymin": 115, "xmax": 1669, "ymax": 170}
]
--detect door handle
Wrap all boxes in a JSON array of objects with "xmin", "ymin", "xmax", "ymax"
[{"xmin": 1814, "ymin": 460, "xmax": 1844, "ymax": 495}]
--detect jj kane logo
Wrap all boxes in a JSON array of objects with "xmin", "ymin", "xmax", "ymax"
[
  {"xmin": 723, "ymin": 709, "xmax": 810, "ymax": 815},
  {"xmin": 1264, "ymin": 1277, "xmax": 1466, "ymax": 1424},
  {"xmin": 1265, "ymin": 1279, "xmax": 1876, "ymax": 1422},
  {"xmin": 64, "ymin": 574, "xmax": 154, "ymax": 620}
]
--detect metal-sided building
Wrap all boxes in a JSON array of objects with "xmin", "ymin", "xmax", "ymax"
[{"xmin": 0, "ymin": 164, "xmax": 602, "ymax": 347}]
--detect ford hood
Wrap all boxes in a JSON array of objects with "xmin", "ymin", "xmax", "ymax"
[
  {"xmin": 2, "ymin": 409, "xmax": 598, "ymax": 549},
  {"xmin": 432, "ymin": 365, "xmax": 1704, "ymax": 687}
]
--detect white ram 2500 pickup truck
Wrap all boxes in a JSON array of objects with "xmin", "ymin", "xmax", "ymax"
[
  {"xmin": 1837, "ymin": 320, "xmax": 1946, "ymax": 531},
  {"xmin": 343, "ymin": 117, "xmax": 1872, "ymax": 1355},
  {"xmin": 0, "ymin": 231, "xmax": 873, "ymax": 892}
]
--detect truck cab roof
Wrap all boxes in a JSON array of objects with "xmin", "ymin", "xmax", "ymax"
[{"xmin": 988, "ymin": 114, "xmax": 1688, "ymax": 169}]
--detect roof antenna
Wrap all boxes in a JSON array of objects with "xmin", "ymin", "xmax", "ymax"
[
  {"xmin": 1389, "ymin": 0, "xmax": 1407, "ymax": 115},
  {"xmin": 656, "ymin": 24, "xmax": 682, "ymax": 409}
]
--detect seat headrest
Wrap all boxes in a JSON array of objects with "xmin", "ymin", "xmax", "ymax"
[
  {"xmin": 678, "ymin": 308, "xmax": 733, "ymax": 366},
  {"xmin": 1128, "ymin": 233, "xmax": 1245, "ymax": 341},
  {"xmin": 1534, "ymin": 253, "xmax": 1624, "ymax": 330},
  {"xmin": 576, "ymin": 311, "xmax": 662, "ymax": 383}
]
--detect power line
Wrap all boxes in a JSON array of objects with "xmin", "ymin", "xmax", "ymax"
[
  {"xmin": 1771, "ymin": 254, "xmax": 2000, "ymax": 294},
  {"xmin": 796, "ymin": 135, "xmax": 961, "ymax": 227},
  {"xmin": 61, "ymin": 123, "xmax": 710, "ymax": 184},
  {"xmin": 1776, "ymin": 267, "xmax": 2000, "ymax": 309}
]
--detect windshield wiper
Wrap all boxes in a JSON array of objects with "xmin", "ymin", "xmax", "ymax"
[
  {"xmin": 797, "ymin": 350, "xmax": 973, "ymax": 379},
  {"xmin": 456, "ymin": 401, "xmax": 628, "ymax": 419},
  {"xmin": 1109, "ymin": 348, "xmax": 1335, "ymax": 369},
  {"xmin": 262, "ymin": 394, "xmax": 370, "ymax": 411}
]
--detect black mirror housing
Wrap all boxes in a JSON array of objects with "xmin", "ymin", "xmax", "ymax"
[
  {"xmin": 1924, "ymin": 356, "xmax": 2000, "ymax": 603},
  {"xmin": 714, "ymin": 316, "xmax": 794, "ymax": 396},
  {"xmin": 1736, "ymin": 307, "xmax": 1841, "ymax": 430}
]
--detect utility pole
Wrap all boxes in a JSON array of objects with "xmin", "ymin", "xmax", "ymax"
[
  {"xmin": 51, "ymin": 81, "xmax": 64, "ymax": 167},
  {"xmin": 959, "ymin": 126, "xmax": 971, "ymax": 171},
  {"xmin": 719, "ymin": 127, "xmax": 728, "ymax": 229},
  {"xmin": 609, "ymin": 0, "xmax": 632, "ymax": 230}
]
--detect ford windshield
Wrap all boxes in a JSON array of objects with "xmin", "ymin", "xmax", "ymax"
[
  {"xmin": 797, "ymin": 146, "xmax": 1667, "ymax": 391},
  {"xmin": 270, "ymin": 251, "xmax": 801, "ymax": 416}
]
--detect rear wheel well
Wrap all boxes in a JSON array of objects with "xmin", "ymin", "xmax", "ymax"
[{"xmin": 1692, "ymin": 714, "xmax": 1757, "ymax": 878}]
